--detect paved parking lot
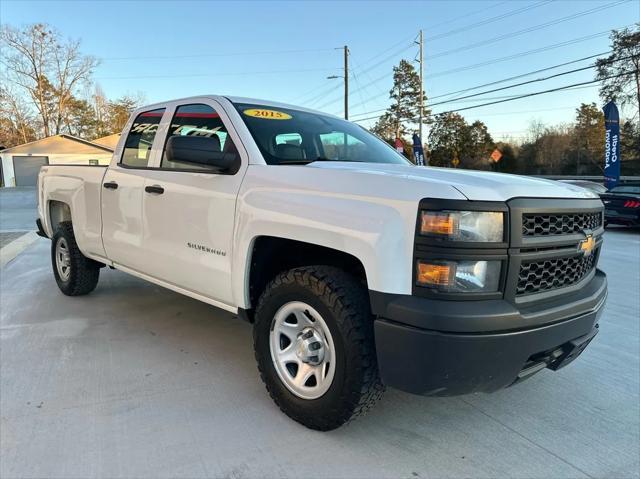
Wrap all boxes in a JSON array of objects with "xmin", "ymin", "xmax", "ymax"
[{"xmin": 1, "ymin": 187, "xmax": 638, "ymax": 479}]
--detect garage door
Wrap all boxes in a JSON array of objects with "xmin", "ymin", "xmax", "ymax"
[{"xmin": 13, "ymin": 156, "xmax": 49, "ymax": 186}]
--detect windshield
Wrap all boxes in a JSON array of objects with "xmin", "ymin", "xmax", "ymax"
[
  {"xmin": 609, "ymin": 185, "xmax": 640, "ymax": 194},
  {"xmin": 233, "ymin": 102, "xmax": 409, "ymax": 166}
]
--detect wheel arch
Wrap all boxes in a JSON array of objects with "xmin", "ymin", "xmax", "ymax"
[
  {"xmin": 48, "ymin": 200, "xmax": 72, "ymax": 233},
  {"xmin": 241, "ymin": 236, "xmax": 369, "ymax": 322}
]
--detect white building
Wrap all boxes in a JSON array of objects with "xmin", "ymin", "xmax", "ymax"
[{"xmin": 0, "ymin": 134, "xmax": 115, "ymax": 187}]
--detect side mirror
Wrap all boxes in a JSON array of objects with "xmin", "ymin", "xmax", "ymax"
[{"xmin": 165, "ymin": 135, "xmax": 237, "ymax": 172}]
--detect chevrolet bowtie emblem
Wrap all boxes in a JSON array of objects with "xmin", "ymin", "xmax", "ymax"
[{"xmin": 578, "ymin": 234, "xmax": 596, "ymax": 257}]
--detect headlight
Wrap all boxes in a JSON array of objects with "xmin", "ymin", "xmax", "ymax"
[
  {"xmin": 420, "ymin": 210, "xmax": 504, "ymax": 242},
  {"xmin": 416, "ymin": 259, "xmax": 501, "ymax": 292}
]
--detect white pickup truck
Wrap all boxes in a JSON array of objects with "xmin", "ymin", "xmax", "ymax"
[{"xmin": 37, "ymin": 95, "xmax": 607, "ymax": 430}]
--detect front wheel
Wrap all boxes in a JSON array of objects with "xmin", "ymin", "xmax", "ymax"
[
  {"xmin": 253, "ymin": 266, "xmax": 384, "ymax": 431},
  {"xmin": 51, "ymin": 221, "xmax": 100, "ymax": 296}
]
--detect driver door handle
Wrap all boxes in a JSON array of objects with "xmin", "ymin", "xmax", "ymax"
[
  {"xmin": 145, "ymin": 185, "xmax": 164, "ymax": 195},
  {"xmin": 103, "ymin": 181, "xmax": 118, "ymax": 190}
]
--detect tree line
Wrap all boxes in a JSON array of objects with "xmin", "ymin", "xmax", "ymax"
[
  {"xmin": 0, "ymin": 24, "xmax": 144, "ymax": 149},
  {"xmin": 370, "ymin": 24, "xmax": 640, "ymax": 176}
]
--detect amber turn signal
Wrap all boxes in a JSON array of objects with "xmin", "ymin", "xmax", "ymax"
[
  {"xmin": 416, "ymin": 262, "xmax": 453, "ymax": 287},
  {"xmin": 419, "ymin": 210, "xmax": 504, "ymax": 242},
  {"xmin": 420, "ymin": 212, "xmax": 457, "ymax": 236}
]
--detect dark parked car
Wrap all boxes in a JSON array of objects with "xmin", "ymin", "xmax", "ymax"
[{"xmin": 601, "ymin": 183, "xmax": 640, "ymax": 227}]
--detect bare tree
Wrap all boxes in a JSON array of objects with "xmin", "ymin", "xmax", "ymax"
[
  {"xmin": 596, "ymin": 24, "xmax": 640, "ymax": 119},
  {"xmin": 51, "ymin": 34, "xmax": 99, "ymax": 134},
  {"xmin": 0, "ymin": 85, "xmax": 37, "ymax": 147},
  {"xmin": 527, "ymin": 119, "xmax": 546, "ymax": 143},
  {"xmin": 92, "ymin": 84, "xmax": 109, "ymax": 137},
  {"xmin": 1, "ymin": 23, "xmax": 99, "ymax": 137}
]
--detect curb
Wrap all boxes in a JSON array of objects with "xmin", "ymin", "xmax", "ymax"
[{"xmin": 0, "ymin": 231, "xmax": 40, "ymax": 268}]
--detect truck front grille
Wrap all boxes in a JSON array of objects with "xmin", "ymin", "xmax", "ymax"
[
  {"xmin": 516, "ymin": 249, "xmax": 598, "ymax": 296},
  {"xmin": 522, "ymin": 212, "xmax": 602, "ymax": 237}
]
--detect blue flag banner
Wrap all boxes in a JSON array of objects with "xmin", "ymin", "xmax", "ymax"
[
  {"xmin": 603, "ymin": 101, "xmax": 621, "ymax": 190},
  {"xmin": 412, "ymin": 134, "xmax": 425, "ymax": 166}
]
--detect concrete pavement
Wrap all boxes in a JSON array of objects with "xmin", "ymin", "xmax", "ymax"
[
  {"xmin": 0, "ymin": 187, "xmax": 37, "ymax": 232},
  {"xmin": 0, "ymin": 189, "xmax": 638, "ymax": 478},
  {"xmin": 0, "ymin": 187, "xmax": 40, "ymax": 268}
]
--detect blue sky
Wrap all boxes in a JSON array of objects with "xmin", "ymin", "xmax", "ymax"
[{"xmin": 2, "ymin": 0, "xmax": 638, "ymax": 141}]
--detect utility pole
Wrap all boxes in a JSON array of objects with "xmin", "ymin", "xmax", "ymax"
[
  {"xmin": 327, "ymin": 46, "xmax": 349, "ymax": 120},
  {"xmin": 343, "ymin": 45, "xmax": 349, "ymax": 120},
  {"xmin": 417, "ymin": 30, "xmax": 427, "ymax": 165},
  {"xmin": 396, "ymin": 83, "xmax": 401, "ymax": 139}
]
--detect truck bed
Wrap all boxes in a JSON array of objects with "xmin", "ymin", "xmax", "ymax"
[{"xmin": 38, "ymin": 164, "xmax": 108, "ymax": 260}]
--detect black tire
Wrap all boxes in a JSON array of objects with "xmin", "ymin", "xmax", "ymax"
[
  {"xmin": 253, "ymin": 266, "xmax": 384, "ymax": 431},
  {"xmin": 51, "ymin": 221, "xmax": 100, "ymax": 296}
]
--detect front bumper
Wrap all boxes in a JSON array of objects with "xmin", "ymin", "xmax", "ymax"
[{"xmin": 371, "ymin": 270, "xmax": 607, "ymax": 396}]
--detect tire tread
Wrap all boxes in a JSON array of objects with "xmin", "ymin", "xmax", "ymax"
[
  {"xmin": 254, "ymin": 266, "xmax": 384, "ymax": 430},
  {"xmin": 52, "ymin": 221, "xmax": 99, "ymax": 296}
]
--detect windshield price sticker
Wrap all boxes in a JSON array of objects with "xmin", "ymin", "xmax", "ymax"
[{"xmin": 243, "ymin": 109, "xmax": 292, "ymax": 120}]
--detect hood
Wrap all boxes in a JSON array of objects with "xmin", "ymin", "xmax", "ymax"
[{"xmin": 308, "ymin": 162, "xmax": 599, "ymax": 202}]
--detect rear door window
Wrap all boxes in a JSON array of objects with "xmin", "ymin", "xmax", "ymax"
[
  {"xmin": 121, "ymin": 108, "xmax": 165, "ymax": 167},
  {"xmin": 160, "ymin": 103, "xmax": 238, "ymax": 171}
]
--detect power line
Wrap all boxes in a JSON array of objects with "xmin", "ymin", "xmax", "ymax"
[
  {"xmin": 347, "ymin": 50, "xmax": 602, "ymax": 116},
  {"xmin": 334, "ymin": 26, "xmax": 627, "ymax": 114},
  {"xmin": 351, "ymin": 55, "xmax": 388, "ymax": 98},
  {"xmin": 427, "ymin": 54, "xmax": 635, "ymax": 108},
  {"xmin": 464, "ymin": 106, "xmax": 577, "ymax": 117},
  {"xmin": 309, "ymin": 42, "xmax": 415, "ymax": 109},
  {"xmin": 350, "ymin": 65, "xmax": 370, "ymax": 119},
  {"xmin": 102, "ymin": 47, "xmax": 337, "ymax": 61},
  {"xmin": 436, "ymin": 71, "xmax": 636, "ymax": 115},
  {"xmin": 349, "ymin": 87, "xmax": 596, "ymax": 120},
  {"xmin": 296, "ymin": 41, "xmax": 414, "ymax": 107},
  {"xmin": 299, "ymin": 76, "xmax": 351, "ymax": 107},
  {"xmin": 96, "ymin": 67, "xmax": 340, "ymax": 80},
  {"xmin": 348, "ymin": 79, "xmax": 624, "ymax": 124},
  {"xmin": 293, "ymin": 36, "xmax": 414, "ymax": 105},
  {"xmin": 428, "ymin": 50, "xmax": 612, "ymax": 100},
  {"xmin": 426, "ymin": 0, "xmax": 630, "ymax": 61},
  {"xmin": 349, "ymin": 94, "xmax": 576, "ymax": 120},
  {"xmin": 425, "ymin": 30, "xmax": 617, "ymax": 83},
  {"xmin": 309, "ymin": 1, "xmax": 628, "ymax": 111},
  {"xmin": 330, "ymin": 3, "xmax": 587, "ymax": 109},
  {"xmin": 426, "ymin": 0, "xmax": 552, "ymax": 43},
  {"xmin": 423, "ymin": 0, "xmax": 510, "ymax": 33}
]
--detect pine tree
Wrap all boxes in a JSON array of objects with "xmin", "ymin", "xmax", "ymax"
[{"xmin": 371, "ymin": 59, "xmax": 429, "ymax": 142}]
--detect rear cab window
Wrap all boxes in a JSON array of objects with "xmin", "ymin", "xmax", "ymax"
[{"xmin": 121, "ymin": 108, "xmax": 165, "ymax": 167}]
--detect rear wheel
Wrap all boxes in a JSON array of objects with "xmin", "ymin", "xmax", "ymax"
[
  {"xmin": 51, "ymin": 221, "xmax": 100, "ymax": 296},
  {"xmin": 253, "ymin": 266, "xmax": 384, "ymax": 431}
]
